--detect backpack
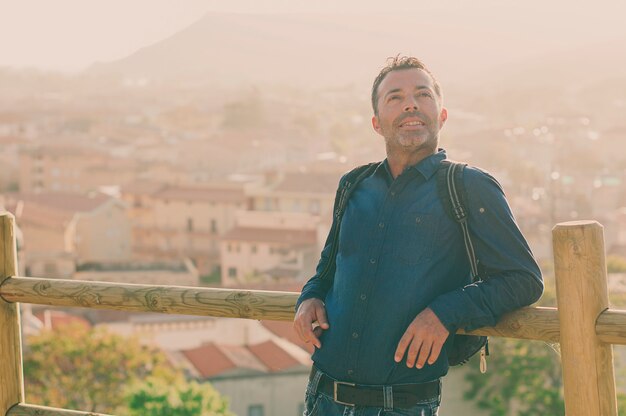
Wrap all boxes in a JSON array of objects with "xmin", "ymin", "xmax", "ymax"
[
  {"xmin": 435, "ymin": 160, "xmax": 489, "ymax": 372},
  {"xmin": 322, "ymin": 159, "xmax": 489, "ymax": 371}
]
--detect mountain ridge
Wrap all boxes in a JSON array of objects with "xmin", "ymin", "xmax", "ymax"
[{"xmin": 83, "ymin": 12, "xmax": 626, "ymax": 89}]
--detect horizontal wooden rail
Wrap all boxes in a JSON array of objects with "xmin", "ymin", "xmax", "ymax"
[
  {"xmin": 8, "ymin": 403, "xmax": 111, "ymax": 416},
  {"xmin": 460, "ymin": 306, "xmax": 560, "ymax": 343},
  {"xmin": 3, "ymin": 276, "xmax": 626, "ymax": 345},
  {"xmin": 595, "ymin": 309, "xmax": 626, "ymax": 345},
  {"xmin": 0, "ymin": 276, "xmax": 298, "ymax": 321}
]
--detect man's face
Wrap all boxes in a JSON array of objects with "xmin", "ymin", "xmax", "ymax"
[{"xmin": 372, "ymin": 68, "xmax": 447, "ymax": 155}]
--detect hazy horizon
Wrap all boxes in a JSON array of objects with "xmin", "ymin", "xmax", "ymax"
[{"xmin": 2, "ymin": 0, "xmax": 626, "ymax": 73}]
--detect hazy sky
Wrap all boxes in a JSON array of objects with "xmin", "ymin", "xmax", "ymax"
[{"xmin": 1, "ymin": 0, "xmax": 625, "ymax": 72}]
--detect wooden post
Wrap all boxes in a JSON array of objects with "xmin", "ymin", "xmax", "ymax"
[
  {"xmin": 553, "ymin": 221, "xmax": 617, "ymax": 416},
  {"xmin": 0, "ymin": 213, "xmax": 24, "ymax": 415}
]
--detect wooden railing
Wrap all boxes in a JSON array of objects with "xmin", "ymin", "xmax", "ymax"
[{"xmin": 0, "ymin": 211, "xmax": 623, "ymax": 415}]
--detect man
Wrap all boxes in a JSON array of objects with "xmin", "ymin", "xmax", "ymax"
[{"xmin": 294, "ymin": 56, "xmax": 543, "ymax": 415}]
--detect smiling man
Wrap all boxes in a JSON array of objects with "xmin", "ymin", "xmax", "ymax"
[{"xmin": 294, "ymin": 56, "xmax": 543, "ymax": 415}]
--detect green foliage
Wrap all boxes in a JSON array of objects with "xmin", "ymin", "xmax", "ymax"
[
  {"xmin": 607, "ymin": 255, "xmax": 626, "ymax": 273},
  {"xmin": 463, "ymin": 337, "xmax": 564, "ymax": 416},
  {"xmin": 618, "ymin": 393, "xmax": 626, "ymax": 415},
  {"xmin": 466, "ymin": 258, "xmax": 626, "ymax": 415},
  {"xmin": 123, "ymin": 376, "xmax": 234, "ymax": 416},
  {"xmin": 200, "ymin": 267, "xmax": 221, "ymax": 286},
  {"xmin": 23, "ymin": 322, "xmax": 177, "ymax": 414}
]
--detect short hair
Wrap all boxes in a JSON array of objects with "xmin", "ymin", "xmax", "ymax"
[{"xmin": 371, "ymin": 55, "xmax": 442, "ymax": 116}]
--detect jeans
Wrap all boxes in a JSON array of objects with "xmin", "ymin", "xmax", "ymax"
[{"xmin": 302, "ymin": 373, "xmax": 441, "ymax": 416}]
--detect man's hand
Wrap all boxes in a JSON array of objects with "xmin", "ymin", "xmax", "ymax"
[
  {"xmin": 394, "ymin": 307, "xmax": 449, "ymax": 369},
  {"xmin": 293, "ymin": 298, "xmax": 329, "ymax": 349}
]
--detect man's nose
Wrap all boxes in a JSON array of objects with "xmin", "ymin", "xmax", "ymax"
[{"xmin": 403, "ymin": 96, "xmax": 419, "ymax": 112}]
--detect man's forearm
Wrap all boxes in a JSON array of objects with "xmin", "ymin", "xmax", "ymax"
[{"xmin": 429, "ymin": 269, "xmax": 543, "ymax": 332}]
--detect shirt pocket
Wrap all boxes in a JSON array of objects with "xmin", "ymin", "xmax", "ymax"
[{"xmin": 394, "ymin": 212, "xmax": 438, "ymax": 265}]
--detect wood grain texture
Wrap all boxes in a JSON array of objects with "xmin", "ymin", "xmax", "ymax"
[
  {"xmin": 553, "ymin": 221, "xmax": 618, "ymax": 416},
  {"xmin": 0, "ymin": 213, "xmax": 24, "ymax": 414},
  {"xmin": 597, "ymin": 309, "xmax": 626, "ymax": 345},
  {"xmin": 0, "ymin": 274, "xmax": 568, "ymax": 341},
  {"xmin": 459, "ymin": 306, "xmax": 560, "ymax": 342},
  {"xmin": 7, "ymin": 404, "xmax": 112, "ymax": 416},
  {"xmin": 0, "ymin": 276, "xmax": 300, "ymax": 321}
]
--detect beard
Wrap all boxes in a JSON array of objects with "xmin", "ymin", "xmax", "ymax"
[{"xmin": 383, "ymin": 112, "xmax": 439, "ymax": 153}]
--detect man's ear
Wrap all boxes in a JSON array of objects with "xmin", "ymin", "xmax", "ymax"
[
  {"xmin": 372, "ymin": 115, "xmax": 382, "ymax": 135},
  {"xmin": 439, "ymin": 107, "xmax": 448, "ymax": 127}
]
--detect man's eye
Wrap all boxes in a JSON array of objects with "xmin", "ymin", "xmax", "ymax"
[
  {"xmin": 388, "ymin": 95, "xmax": 401, "ymax": 101},
  {"xmin": 418, "ymin": 92, "xmax": 433, "ymax": 98}
]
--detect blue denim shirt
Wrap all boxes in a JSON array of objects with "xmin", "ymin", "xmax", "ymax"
[{"xmin": 297, "ymin": 149, "xmax": 543, "ymax": 385}]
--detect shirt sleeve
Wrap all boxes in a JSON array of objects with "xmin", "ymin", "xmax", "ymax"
[{"xmin": 428, "ymin": 167, "xmax": 544, "ymax": 332}]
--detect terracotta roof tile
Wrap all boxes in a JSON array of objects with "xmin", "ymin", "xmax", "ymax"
[
  {"xmin": 182, "ymin": 343, "xmax": 235, "ymax": 378},
  {"xmin": 221, "ymin": 227, "xmax": 317, "ymax": 245},
  {"xmin": 260, "ymin": 321, "xmax": 314, "ymax": 354},
  {"xmin": 248, "ymin": 340, "xmax": 305, "ymax": 371},
  {"xmin": 22, "ymin": 145, "xmax": 104, "ymax": 158},
  {"xmin": 219, "ymin": 344, "xmax": 266, "ymax": 372},
  {"xmin": 153, "ymin": 185, "xmax": 246, "ymax": 204},
  {"xmin": 273, "ymin": 172, "xmax": 340, "ymax": 194},
  {"xmin": 181, "ymin": 339, "xmax": 310, "ymax": 378},
  {"xmin": 7, "ymin": 192, "xmax": 110, "ymax": 213},
  {"xmin": 121, "ymin": 181, "xmax": 166, "ymax": 196},
  {"xmin": 13, "ymin": 203, "xmax": 73, "ymax": 230},
  {"xmin": 33, "ymin": 310, "xmax": 92, "ymax": 331},
  {"xmin": 4, "ymin": 192, "xmax": 113, "ymax": 229}
]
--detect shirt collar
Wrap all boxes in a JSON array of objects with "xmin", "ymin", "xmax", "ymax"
[
  {"xmin": 378, "ymin": 148, "xmax": 447, "ymax": 181},
  {"xmin": 413, "ymin": 148, "xmax": 447, "ymax": 180}
]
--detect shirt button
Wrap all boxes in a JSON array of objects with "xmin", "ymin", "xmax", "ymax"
[
  {"xmin": 352, "ymin": 332, "xmax": 359, "ymax": 339},
  {"xmin": 415, "ymin": 216, "xmax": 422, "ymax": 224},
  {"xmin": 360, "ymin": 294, "xmax": 367, "ymax": 301},
  {"xmin": 378, "ymin": 222, "xmax": 385, "ymax": 228},
  {"xmin": 369, "ymin": 258, "xmax": 376, "ymax": 264},
  {"xmin": 348, "ymin": 369, "xmax": 354, "ymax": 375},
  {"xmin": 390, "ymin": 191, "xmax": 396, "ymax": 197}
]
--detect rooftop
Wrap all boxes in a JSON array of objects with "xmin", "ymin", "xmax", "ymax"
[
  {"xmin": 181, "ymin": 339, "xmax": 309, "ymax": 378},
  {"xmin": 153, "ymin": 184, "xmax": 246, "ymax": 204},
  {"xmin": 221, "ymin": 226, "xmax": 317, "ymax": 245}
]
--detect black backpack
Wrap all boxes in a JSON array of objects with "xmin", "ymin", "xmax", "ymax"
[
  {"xmin": 323, "ymin": 159, "xmax": 489, "ymax": 371},
  {"xmin": 435, "ymin": 160, "xmax": 489, "ymax": 371}
]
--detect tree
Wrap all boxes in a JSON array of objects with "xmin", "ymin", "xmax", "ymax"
[
  {"xmin": 23, "ymin": 322, "xmax": 177, "ymax": 414},
  {"xmin": 463, "ymin": 284, "xmax": 565, "ymax": 415},
  {"xmin": 463, "ymin": 276, "xmax": 626, "ymax": 415},
  {"xmin": 463, "ymin": 338, "xmax": 564, "ymax": 416},
  {"xmin": 123, "ymin": 376, "xmax": 234, "ymax": 416}
]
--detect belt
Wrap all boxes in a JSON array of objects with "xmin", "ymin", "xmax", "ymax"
[{"xmin": 310, "ymin": 367, "xmax": 440, "ymax": 408}]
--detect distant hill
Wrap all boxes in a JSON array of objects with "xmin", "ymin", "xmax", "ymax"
[
  {"xmin": 86, "ymin": 13, "xmax": 399, "ymax": 87},
  {"xmin": 84, "ymin": 12, "xmax": 626, "ymax": 90}
]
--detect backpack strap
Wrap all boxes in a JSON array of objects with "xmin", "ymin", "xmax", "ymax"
[
  {"xmin": 319, "ymin": 161, "xmax": 381, "ymax": 282},
  {"xmin": 334, "ymin": 162, "xmax": 380, "ymax": 221},
  {"xmin": 436, "ymin": 160, "xmax": 480, "ymax": 282},
  {"xmin": 437, "ymin": 160, "xmax": 490, "ymax": 372}
]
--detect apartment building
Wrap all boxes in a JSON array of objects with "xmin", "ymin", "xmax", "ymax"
[
  {"xmin": 180, "ymin": 339, "xmax": 311, "ymax": 416},
  {"xmin": 219, "ymin": 211, "xmax": 320, "ymax": 286},
  {"xmin": 121, "ymin": 182, "xmax": 247, "ymax": 275},
  {"xmin": 245, "ymin": 170, "xmax": 338, "ymax": 217},
  {"xmin": 18, "ymin": 145, "xmax": 136, "ymax": 194},
  {"xmin": 2, "ymin": 192, "xmax": 131, "ymax": 277}
]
